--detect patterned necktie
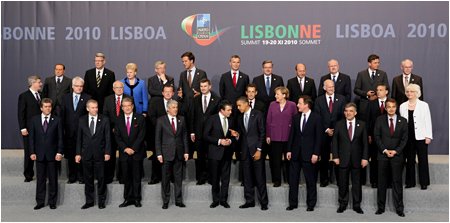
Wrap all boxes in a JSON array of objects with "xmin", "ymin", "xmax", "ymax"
[
  {"xmin": 90, "ymin": 117, "xmax": 95, "ymax": 135},
  {"xmin": 116, "ymin": 96, "xmax": 120, "ymax": 117},
  {"xmin": 97, "ymin": 71, "xmax": 101, "ymax": 88},
  {"xmin": 329, "ymin": 96, "xmax": 333, "ymax": 113},
  {"xmin": 203, "ymin": 95, "xmax": 207, "ymax": 113},
  {"xmin": 332, "ymin": 75, "xmax": 336, "ymax": 84},
  {"xmin": 223, "ymin": 116, "xmax": 227, "ymax": 137},
  {"xmin": 371, "ymin": 71, "xmax": 375, "ymax": 80},
  {"xmin": 348, "ymin": 121, "xmax": 353, "ymax": 141},
  {"xmin": 74, "ymin": 95, "xmax": 79, "ymax": 111},
  {"xmin": 390, "ymin": 118, "xmax": 394, "ymax": 136},
  {"xmin": 126, "ymin": 116, "xmax": 130, "ymax": 136},
  {"xmin": 172, "ymin": 117, "xmax": 176, "ymax": 134},
  {"xmin": 233, "ymin": 72, "xmax": 237, "ymax": 88},
  {"xmin": 43, "ymin": 117, "xmax": 48, "ymax": 133},
  {"xmin": 301, "ymin": 114, "xmax": 306, "ymax": 133},
  {"xmin": 299, "ymin": 78, "xmax": 303, "ymax": 93},
  {"xmin": 244, "ymin": 113, "xmax": 249, "ymax": 132},
  {"xmin": 380, "ymin": 101, "xmax": 384, "ymax": 114},
  {"xmin": 266, "ymin": 76, "xmax": 270, "ymax": 95},
  {"xmin": 188, "ymin": 70, "xmax": 192, "ymax": 88},
  {"xmin": 404, "ymin": 76, "xmax": 409, "ymax": 87},
  {"xmin": 35, "ymin": 92, "xmax": 40, "ymax": 105}
]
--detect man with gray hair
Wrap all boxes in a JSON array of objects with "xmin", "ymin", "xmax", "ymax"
[
  {"xmin": 391, "ymin": 59, "xmax": 424, "ymax": 104},
  {"xmin": 83, "ymin": 53, "xmax": 115, "ymax": 113},
  {"xmin": 18, "ymin": 75, "xmax": 43, "ymax": 182},
  {"xmin": 318, "ymin": 59, "xmax": 352, "ymax": 103},
  {"xmin": 148, "ymin": 61, "xmax": 175, "ymax": 105}
]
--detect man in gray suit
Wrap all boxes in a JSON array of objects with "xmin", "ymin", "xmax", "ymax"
[
  {"xmin": 155, "ymin": 99, "xmax": 189, "ymax": 209},
  {"xmin": 42, "ymin": 64, "xmax": 72, "ymax": 116}
]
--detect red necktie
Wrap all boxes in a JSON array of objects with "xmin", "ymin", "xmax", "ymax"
[
  {"xmin": 329, "ymin": 96, "xmax": 333, "ymax": 113},
  {"xmin": 348, "ymin": 121, "xmax": 353, "ymax": 141},
  {"xmin": 233, "ymin": 72, "xmax": 237, "ymax": 88},
  {"xmin": 172, "ymin": 117, "xmax": 176, "ymax": 134},
  {"xmin": 390, "ymin": 118, "xmax": 394, "ymax": 136},
  {"xmin": 380, "ymin": 101, "xmax": 384, "ymax": 114},
  {"xmin": 116, "ymin": 96, "xmax": 120, "ymax": 117}
]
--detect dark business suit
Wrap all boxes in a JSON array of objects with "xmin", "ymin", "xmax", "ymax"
[
  {"xmin": 76, "ymin": 114, "xmax": 111, "ymax": 205},
  {"xmin": 252, "ymin": 74, "xmax": 284, "ymax": 110},
  {"xmin": 147, "ymin": 74, "xmax": 175, "ymax": 104},
  {"xmin": 155, "ymin": 115, "xmax": 189, "ymax": 205},
  {"xmin": 42, "ymin": 76, "xmax": 72, "ymax": 116},
  {"xmin": 18, "ymin": 90, "xmax": 42, "ymax": 180},
  {"xmin": 354, "ymin": 69, "xmax": 389, "ymax": 121},
  {"xmin": 391, "ymin": 74, "xmax": 423, "ymax": 104},
  {"xmin": 286, "ymin": 76, "xmax": 317, "ymax": 104},
  {"xmin": 318, "ymin": 73, "xmax": 352, "ymax": 103},
  {"xmin": 219, "ymin": 71, "xmax": 249, "ymax": 116},
  {"xmin": 251, "ymin": 99, "xmax": 267, "ymax": 114},
  {"xmin": 287, "ymin": 112, "xmax": 323, "ymax": 208},
  {"xmin": 178, "ymin": 67, "xmax": 207, "ymax": 104},
  {"xmin": 60, "ymin": 92, "xmax": 92, "ymax": 182},
  {"xmin": 374, "ymin": 115, "xmax": 408, "ymax": 212},
  {"xmin": 191, "ymin": 92, "xmax": 221, "ymax": 180},
  {"xmin": 236, "ymin": 109, "xmax": 268, "ymax": 206},
  {"xmin": 203, "ymin": 114, "xmax": 235, "ymax": 203},
  {"xmin": 28, "ymin": 114, "xmax": 64, "ymax": 206},
  {"xmin": 115, "ymin": 113, "xmax": 146, "ymax": 202},
  {"xmin": 314, "ymin": 93, "xmax": 346, "ymax": 184},
  {"xmin": 332, "ymin": 119, "xmax": 369, "ymax": 209},
  {"xmin": 83, "ymin": 67, "xmax": 115, "ymax": 113}
]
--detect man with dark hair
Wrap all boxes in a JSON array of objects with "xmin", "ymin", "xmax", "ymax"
[
  {"xmin": 287, "ymin": 63, "xmax": 317, "ymax": 104},
  {"xmin": 177, "ymin": 51, "xmax": 207, "ymax": 104},
  {"xmin": 42, "ymin": 64, "xmax": 72, "ymax": 116},
  {"xmin": 318, "ymin": 59, "xmax": 352, "ymax": 103},
  {"xmin": 246, "ymin": 84, "xmax": 266, "ymax": 114},
  {"xmin": 252, "ymin": 60, "xmax": 284, "ymax": 109},
  {"xmin": 219, "ymin": 55, "xmax": 249, "ymax": 117}
]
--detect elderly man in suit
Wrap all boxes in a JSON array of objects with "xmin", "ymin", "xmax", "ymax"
[
  {"xmin": 318, "ymin": 59, "xmax": 352, "ymax": 103},
  {"xmin": 18, "ymin": 75, "xmax": 43, "ymax": 182},
  {"xmin": 29, "ymin": 98, "xmax": 64, "ymax": 210},
  {"xmin": 76, "ymin": 99, "xmax": 111, "ymax": 210},
  {"xmin": 286, "ymin": 95, "xmax": 323, "ymax": 212},
  {"xmin": 252, "ymin": 60, "xmax": 284, "ymax": 110},
  {"xmin": 219, "ymin": 55, "xmax": 249, "ymax": 117},
  {"xmin": 148, "ymin": 61, "xmax": 175, "ymax": 104},
  {"xmin": 42, "ymin": 64, "xmax": 72, "ymax": 116},
  {"xmin": 155, "ymin": 99, "xmax": 189, "ymax": 209},
  {"xmin": 83, "ymin": 53, "xmax": 115, "ymax": 113},
  {"xmin": 391, "ymin": 59, "xmax": 424, "ymax": 104},
  {"xmin": 115, "ymin": 98, "xmax": 146, "ymax": 208},
  {"xmin": 332, "ymin": 103, "xmax": 369, "ymax": 214},
  {"xmin": 286, "ymin": 63, "xmax": 317, "ymax": 104},
  {"xmin": 354, "ymin": 54, "xmax": 389, "ymax": 122},
  {"xmin": 374, "ymin": 98, "xmax": 408, "ymax": 217},
  {"xmin": 60, "ymin": 76, "xmax": 92, "ymax": 184}
]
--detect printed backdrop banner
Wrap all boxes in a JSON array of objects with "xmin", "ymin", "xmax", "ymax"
[{"xmin": 2, "ymin": 1, "xmax": 448, "ymax": 154}]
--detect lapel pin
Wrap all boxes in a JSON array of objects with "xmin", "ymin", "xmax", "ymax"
[
  {"xmin": 377, "ymin": 74, "xmax": 380, "ymax": 76},
  {"xmin": 212, "ymin": 98, "xmax": 214, "ymax": 101},
  {"xmin": 274, "ymin": 78, "xmax": 277, "ymax": 81},
  {"xmin": 306, "ymin": 80, "xmax": 308, "ymax": 83},
  {"xmin": 399, "ymin": 120, "xmax": 401, "ymax": 122},
  {"xmin": 411, "ymin": 79, "xmax": 414, "ymax": 81},
  {"xmin": 105, "ymin": 74, "xmax": 107, "ymax": 76},
  {"xmin": 99, "ymin": 119, "xmax": 101, "ymax": 122},
  {"xmin": 178, "ymin": 120, "xmax": 181, "ymax": 123},
  {"xmin": 51, "ymin": 118, "xmax": 54, "ymax": 121},
  {"xmin": 240, "ymin": 76, "xmax": 242, "ymax": 78},
  {"xmin": 134, "ymin": 117, "xmax": 136, "ymax": 120},
  {"xmin": 339, "ymin": 80, "xmax": 341, "ymax": 82},
  {"xmin": 80, "ymin": 98, "xmax": 83, "ymax": 101},
  {"xmin": 336, "ymin": 98, "xmax": 339, "ymax": 101},
  {"xmin": 357, "ymin": 124, "xmax": 359, "ymax": 126}
]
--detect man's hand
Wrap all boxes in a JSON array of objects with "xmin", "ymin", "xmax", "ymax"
[
  {"xmin": 192, "ymin": 89, "xmax": 200, "ymax": 98},
  {"xmin": 21, "ymin": 129, "xmax": 28, "ymax": 136},
  {"xmin": 184, "ymin": 154, "xmax": 189, "ymax": 161},
  {"xmin": 125, "ymin": 148, "xmax": 135, "ymax": 156},
  {"xmin": 30, "ymin": 154, "xmax": 36, "ymax": 160},
  {"xmin": 311, "ymin": 154, "xmax": 319, "ymax": 164},
  {"xmin": 143, "ymin": 113, "xmax": 147, "ymax": 117},
  {"xmin": 369, "ymin": 94, "xmax": 378, "ymax": 101},
  {"xmin": 253, "ymin": 151, "xmax": 261, "ymax": 161},
  {"xmin": 75, "ymin": 155, "xmax": 81, "ymax": 163},
  {"xmin": 177, "ymin": 87, "xmax": 183, "ymax": 98},
  {"xmin": 160, "ymin": 73, "xmax": 167, "ymax": 82},
  {"xmin": 266, "ymin": 137, "xmax": 271, "ymax": 145},
  {"xmin": 105, "ymin": 155, "xmax": 110, "ymax": 161},
  {"xmin": 112, "ymin": 128, "xmax": 115, "ymax": 133},
  {"xmin": 229, "ymin": 129, "xmax": 239, "ymax": 137},
  {"xmin": 425, "ymin": 138, "xmax": 431, "ymax": 144},
  {"xmin": 327, "ymin": 129, "xmax": 334, "ymax": 136},
  {"xmin": 191, "ymin": 135, "xmax": 195, "ymax": 142},
  {"xmin": 286, "ymin": 152, "xmax": 291, "ymax": 161},
  {"xmin": 367, "ymin": 90, "xmax": 375, "ymax": 96},
  {"xmin": 368, "ymin": 136, "xmax": 372, "ymax": 144},
  {"xmin": 55, "ymin": 154, "xmax": 62, "ymax": 161},
  {"xmin": 361, "ymin": 160, "xmax": 368, "ymax": 168},
  {"xmin": 220, "ymin": 139, "xmax": 231, "ymax": 146},
  {"xmin": 158, "ymin": 156, "xmax": 163, "ymax": 163},
  {"xmin": 333, "ymin": 158, "xmax": 340, "ymax": 165}
]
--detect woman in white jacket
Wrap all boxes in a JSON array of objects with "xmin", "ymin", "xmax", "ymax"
[{"xmin": 399, "ymin": 83, "xmax": 432, "ymax": 190}]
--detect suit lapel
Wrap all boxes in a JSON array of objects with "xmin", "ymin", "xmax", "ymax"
[
  {"xmin": 393, "ymin": 117, "xmax": 402, "ymax": 134},
  {"xmin": 175, "ymin": 116, "xmax": 182, "ymax": 136},
  {"xmin": 128, "ymin": 114, "xmax": 137, "ymax": 137},
  {"xmin": 205, "ymin": 95, "xmax": 216, "ymax": 114}
]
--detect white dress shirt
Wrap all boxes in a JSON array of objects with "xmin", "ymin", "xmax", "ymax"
[
  {"xmin": 231, "ymin": 70, "xmax": 240, "ymax": 85},
  {"xmin": 300, "ymin": 110, "xmax": 311, "ymax": 132},
  {"xmin": 96, "ymin": 68, "xmax": 105, "ymax": 80},
  {"xmin": 88, "ymin": 114, "xmax": 98, "ymax": 133}
]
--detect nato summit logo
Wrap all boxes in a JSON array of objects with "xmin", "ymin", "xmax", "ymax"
[{"xmin": 181, "ymin": 14, "xmax": 233, "ymax": 46}]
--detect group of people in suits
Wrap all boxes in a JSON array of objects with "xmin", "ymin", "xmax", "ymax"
[{"xmin": 18, "ymin": 52, "xmax": 432, "ymax": 216}]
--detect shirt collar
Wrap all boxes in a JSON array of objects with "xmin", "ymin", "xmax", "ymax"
[
  {"xmin": 41, "ymin": 113, "xmax": 51, "ymax": 120},
  {"xmin": 96, "ymin": 67, "xmax": 104, "ymax": 74},
  {"xmin": 29, "ymin": 88, "xmax": 38, "ymax": 95},
  {"xmin": 368, "ymin": 68, "xmax": 376, "ymax": 74}
]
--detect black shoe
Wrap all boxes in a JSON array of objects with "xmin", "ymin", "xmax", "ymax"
[
  {"xmin": 375, "ymin": 209, "xmax": 384, "ymax": 215},
  {"xmin": 320, "ymin": 182, "xmax": 329, "ymax": 187},
  {"xmin": 162, "ymin": 203, "xmax": 168, "ymax": 209},
  {"xmin": 148, "ymin": 179, "xmax": 160, "ymax": 185},
  {"xmin": 98, "ymin": 203, "xmax": 106, "ymax": 209},
  {"xmin": 397, "ymin": 211, "xmax": 405, "ymax": 217},
  {"xmin": 175, "ymin": 203, "xmax": 186, "ymax": 208},
  {"xmin": 273, "ymin": 182, "xmax": 281, "ymax": 187},
  {"xmin": 210, "ymin": 201, "xmax": 219, "ymax": 208},
  {"xmin": 286, "ymin": 205, "xmax": 297, "ymax": 211},
  {"xmin": 306, "ymin": 206, "xmax": 314, "ymax": 212},
  {"xmin": 119, "ymin": 200, "xmax": 134, "ymax": 208},
  {"xmin": 261, "ymin": 204, "xmax": 268, "ymax": 210},
  {"xmin": 353, "ymin": 207, "xmax": 364, "ymax": 214},
  {"xmin": 337, "ymin": 206, "xmax": 346, "ymax": 213},
  {"xmin": 239, "ymin": 203, "xmax": 255, "ymax": 209},
  {"xmin": 387, "ymin": 184, "xmax": 392, "ymax": 188},
  {"xmin": 81, "ymin": 203, "xmax": 94, "ymax": 209},
  {"xmin": 135, "ymin": 201, "xmax": 142, "ymax": 207},
  {"xmin": 49, "ymin": 204, "xmax": 57, "ymax": 209},
  {"xmin": 371, "ymin": 183, "xmax": 377, "ymax": 188},
  {"xmin": 34, "ymin": 203, "xmax": 45, "ymax": 210},
  {"xmin": 220, "ymin": 201, "xmax": 230, "ymax": 208},
  {"xmin": 67, "ymin": 180, "xmax": 76, "ymax": 184},
  {"xmin": 240, "ymin": 182, "xmax": 244, "ymax": 186},
  {"xmin": 421, "ymin": 185, "xmax": 427, "ymax": 190},
  {"xmin": 196, "ymin": 180, "xmax": 206, "ymax": 185},
  {"xmin": 79, "ymin": 180, "xmax": 85, "ymax": 184},
  {"xmin": 24, "ymin": 178, "xmax": 32, "ymax": 182}
]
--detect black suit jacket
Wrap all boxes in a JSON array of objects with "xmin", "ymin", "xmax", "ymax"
[
  {"xmin": 373, "ymin": 115, "xmax": 408, "ymax": 161},
  {"xmin": 29, "ymin": 115, "xmax": 64, "ymax": 161},
  {"xmin": 102, "ymin": 93, "xmax": 134, "ymax": 131},
  {"xmin": 42, "ymin": 76, "xmax": 72, "ymax": 116},
  {"xmin": 178, "ymin": 67, "xmax": 207, "ymax": 101},
  {"xmin": 236, "ymin": 109, "xmax": 265, "ymax": 160},
  {"xmin": 287, "ymin": 112, "xmax": 323, "ymax": 162},
  {"xmin": 354, "ymin": 69, "xmax": 389, "ymax": 113},
  {"xmin": 314, "ymin": 93, "xmax": 346, "ymax": 130},
  {"xmin": 83, "ymin": 67, "xmax": 115, "ymax": 113},
  {"xmin": 60, "ymin": 93, "xmax": 92, "ymax": 138},
  {"xmin": 76, "ymin": 114, "xmax": 111, "ymax": 161},
  {"xmin": 190, "ymin": 92, "xmax": 221, "ymax": 139},
  {"xmin": 252, "ymin": 99, "xmax": 267, "ymax": 114},
  {"xmin": 203, "ymin": 114, "xmax": 235, "ymax": 161},
  {"xmin": 18, "ymin": 90, "xmax": 42, "ymax": 131},
  {"xmin": 149, "ymin": 97, "xmax": 185, "ymax": 127},
  {"xmin": 252, "ymin": 74, "xmax": 284, "ymax": 109},
  {"xmin": 286, "ymin": 76, "xmax": 317, "ymax": 103},
  {"xmin": 331, "ymin": 119, "xmax": 369, "ymax": 168},
  {"xmin": 365, "ymin": 99, "xmax": 385, "ymax": 137},
  {"xmin": 155, "ymin": 115, "xmax": 189, "ymax": 161},
  {"xmin": 219, "ymin": 71, "xmax": 249, "ymax": 104},
  {"xmin": 391, "ymin": 74, "xmax": 423, "ymax": 104},
  {"xmin": 114, "ymin": 113, "xmax": 147, "ymax": 161},
  {"xmin": 318, "ymin": 73, "xmax": 352, "ymax": 103},
  {"xmin": 147, "ymin": 74, "xmax": 175, "ymax": 104}
]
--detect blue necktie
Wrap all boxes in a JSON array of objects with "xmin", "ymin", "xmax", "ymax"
[
  {"xmin": 332, "ymin": 75, "xmax": 336, "ymax": 84},
  {"xmin": 266, "ymin": 76, "xmax": 270, "ymax": 95},
  {"xmin": 244, "ymin": 113, "xmax": 249, "ymax": 132},
  {"xmin": 74, "ymin": 95, "xmax": 79, "ymax": 110}
]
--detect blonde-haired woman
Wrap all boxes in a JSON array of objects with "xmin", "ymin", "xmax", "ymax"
[{"xmin": 121, "ymin": 63, "xmax": 148, "ymax": 116}]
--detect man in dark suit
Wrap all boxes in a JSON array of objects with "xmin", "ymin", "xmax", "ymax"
[
  {"xmin": 29, "ymin": 98, "xmax": 63, "ymax": 210},
  {"xmin": 103, "ymin": 81, "xmax": 134, "ymax": 184},
  {"xmin": 18, "ymin": 75, "xmax": 43, "ymax": 182},
  {"xmin": 286, "ymin": 63, "xmax": 317, "ymax": 104},
  {"xmin": 148, "ymin": 61, "xmax": 175, "ymax": 105},
  {"xmin": 373, "ymin": 98, "xmax": 408, "ymax": 217},
  {"xmin": 203, "ymin": 100, "xmax": 234, "ymax": 208},
  {"xmin": 42, "ymin": 64, "xmax": 72, "ymax": 116},
  {"xmin": 318, "ymin": 59, "xmax": 352, "ymax": 103},
  {"xmin": 190, "ymin": 78, "xmax": 221, "ymax": 185},
  {"xmin": 332, "ymin": 103, "xmax": 369, "ymax": 214},
  {"xmin": 155, "ymin": 99, "xmax": 189, "ymax": 209},
  {"xmin": 230, "ymin": 96, "xmax": 269, "ymax": 211},
  {"xmin": 219, "ymin": 55, "xmax": 249, "ymax": 117},
  {"xmin": 354, "ymin": 54, "xmax": 389, "ymax": 122},
  {"xmin": 60, "ymin": 76, "xmax": 92, "ymax": 184},
  {"xmin": 314, "ymin": 79, "xmax": 346, "ymax": 187},
  {"xmin": 391, "ymin": 59, "xmax": 424, "ymax": 104},
  {"xmin": 252, "ymin": 60, "xmax": 284, "ymax": 110},
  {"xmin": 76, "ymin": 99, "xmax": 111, "ymax": 210},
  {"xmin": 246, "ymin": 84, "xmax": 266, "ymax": 114},
  {"xmin": 115, "ymin": 98, "xmax": 146, "ymax": 208},
  {"xmin": 286, "ymin": 95, "xmax": 323, "ymax": 212},
  {"xmin": 83, "ymin": 53, "xmax": 115, "ymax": 114}
]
